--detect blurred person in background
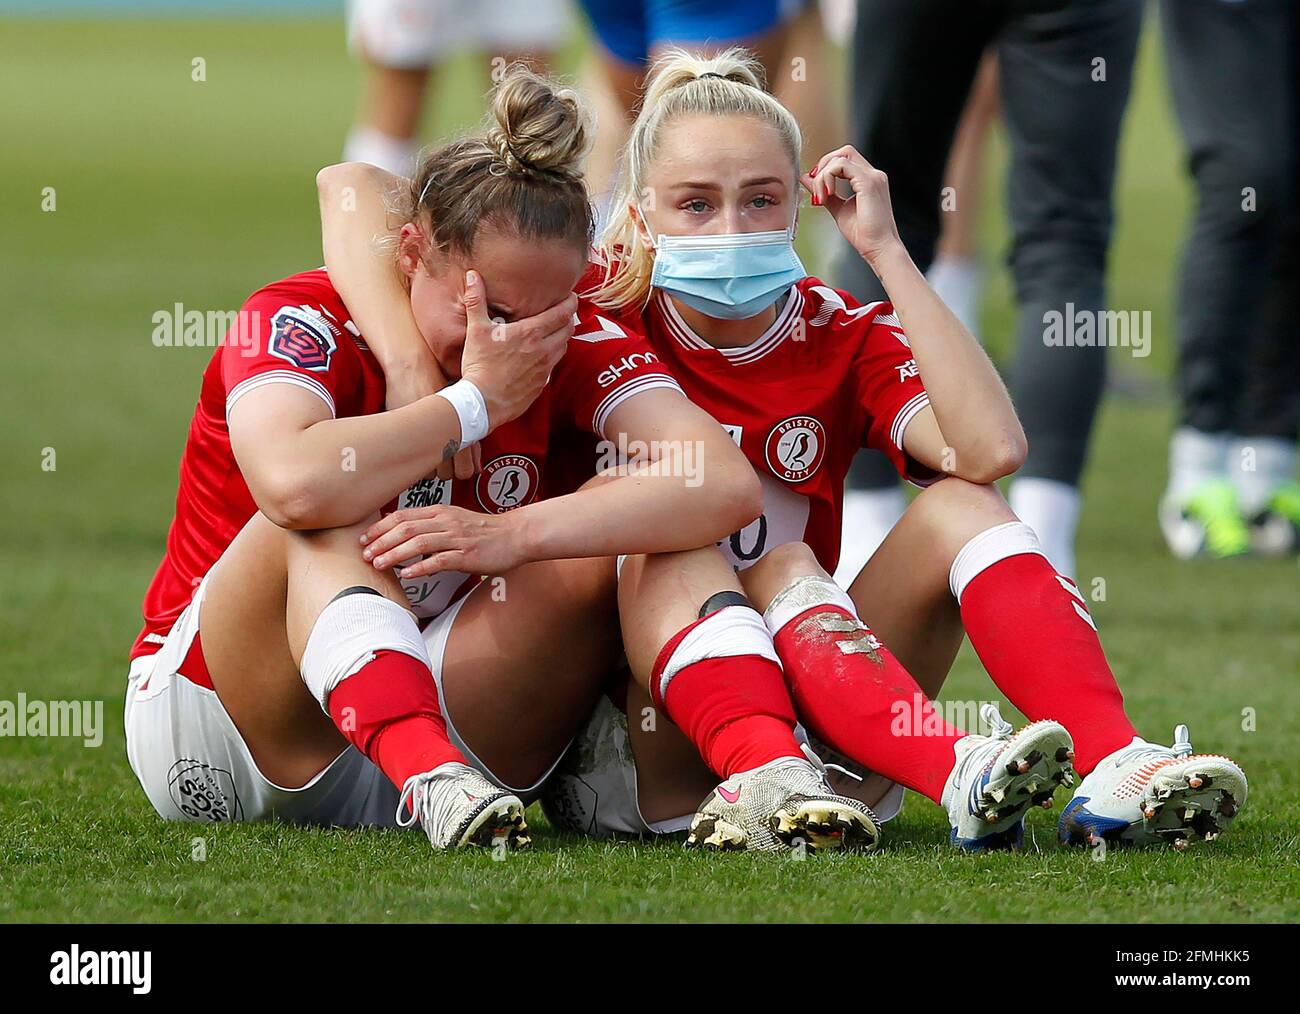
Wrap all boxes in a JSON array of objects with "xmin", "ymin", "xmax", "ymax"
[
  {"xmin": 574, "ymin": 0, "xmax": 808, "ymax": 233},
  {"xmin": 835, "ymin": 49, "xmax": 1002, "ymax": 582},
  {"xmin": 772, "ymin": 1, "xmax": 851, "ymax": 277},
  {"xmin": 344, "ymin": 0, "xmax": 571, "ymax": 175},
  {"xmin": 926, "ymin": 53, "xmax": 1001, "ymax": 342},
  {"xmin": 834, "ymin": 0, "xmax": 1143, "ymax": 581},
  {"xmin": 1157, "ymin": 0, "xmax": 1300, "ymax": 560}
]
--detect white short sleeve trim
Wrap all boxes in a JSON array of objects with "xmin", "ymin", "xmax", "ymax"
[
  {"xmin": 226, "ymin": 370, "xmax": 336, "ymax": 421},
  {"xmin": 592, "ymin": 375, "xmax": 684, "ymax": 437},
  {"xmin": 889, "ymin": 391, "xmax": 930, "ymax": 451}
]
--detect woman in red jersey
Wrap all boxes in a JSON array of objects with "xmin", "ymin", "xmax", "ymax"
[
  {"xmin": 126, "ymin": 67, "xmax": 762, "ymax": 852},
  {"xmin": 319, "ymin": 51, "xmax": 1247, "ymax": 855}
]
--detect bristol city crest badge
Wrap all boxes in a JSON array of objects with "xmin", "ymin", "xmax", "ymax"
[
  {"xmin": 475, "ymin": 454, "xmax": 540, "ymax": 513},
  {"xmin": 765, "ymin": 415, "xmax": 826, "ymax": 483}
]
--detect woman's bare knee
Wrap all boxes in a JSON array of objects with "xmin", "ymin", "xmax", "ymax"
[
  {"xmin": 906, "ymin": 478, "xmax": 1015, "ymax": 562},
  {"xmin": 619, "ymin": 546, "xmax": 742, "ymax": 683},
  {"xmin": 739, "ymin": 541, "xmax": 824, "ymax": 611}
]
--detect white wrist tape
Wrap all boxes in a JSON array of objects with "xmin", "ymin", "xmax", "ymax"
[{"xmin": 434, "ymin": 379, "xmax": 489, "ymax": 445}]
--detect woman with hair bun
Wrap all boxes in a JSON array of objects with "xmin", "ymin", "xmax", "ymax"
[{"xmin": 126, "ymin": 67, "xmax": 761, "ymax": 853}]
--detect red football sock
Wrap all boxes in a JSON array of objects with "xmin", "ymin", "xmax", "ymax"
[
  {"xmin": 326, "ymin": 649, "xmax": 465, "ymax": 791},
  {"xmin": 765, "ymin": 577, "xmax": 964, "ymax": 804},
  {"xmin": 956, "ymin": 541, "xmax": 1137, "ymax": 775},
  {"xmin": 651, "ymin": 606, "xmax": 804, "ymax": 778}
]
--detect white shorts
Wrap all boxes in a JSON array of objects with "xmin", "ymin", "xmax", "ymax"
[
  {"xmin": 125, "ymin": 576, "xmax": 560, "ymax": 825},
  {"xmin": 540, "ymin": 700, "xmax": 907, "ymax": 838},
  {"xmin": 540, "ymin": 694, "xmax": 694, "ymax": 837},
  {"xmin": 125, "ymin": 579, "xmax": 400, "ymax": 827},
  {"xmin": 347, "ymin": 0, "xmax": 571, "ymax": 69}
]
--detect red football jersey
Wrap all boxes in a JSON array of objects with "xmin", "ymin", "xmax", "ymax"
[
  {"xmin": 643, "ymin": 276, "xmax": 937, "ymax": 574},
  {"xmin": 133, "ymin": 268, "xmax": 679, "ymax": 658}
]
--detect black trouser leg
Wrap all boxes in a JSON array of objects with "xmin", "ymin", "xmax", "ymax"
[
  {"xmin": 998, "ymin": 0, "xmax": 1142, "ymax": 486},
  {"xmin": 1162, "ymin": 0, "xmax": 1298, "ymax": 439},
  {"xmin": 837, "ymin": 0, "xmax": 1002, "ymax": 490}
]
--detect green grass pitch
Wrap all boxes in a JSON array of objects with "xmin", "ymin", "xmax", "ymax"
[{"xmin": 1, "ymin": 16, "xmax": 1298, "ymax": 922}]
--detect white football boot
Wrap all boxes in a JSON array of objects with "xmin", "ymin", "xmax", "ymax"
[
  {"xmin": 396, "ymin": 762, "xmax": 529, "ymax": 850},
  {"xmin": 941, "ymin": 704, "xmax": 1076, "ymax": 852},
  {"xmin": 685, "ymin": 756, "xmax": 880, "ymax": 853},
  {"xmin": 794, "ymin": 725, "xmax": 907, "ymax": 824},
  {"xmin": 1058, "ymin": 725, "xmax": 1247, "ymax": 851}
]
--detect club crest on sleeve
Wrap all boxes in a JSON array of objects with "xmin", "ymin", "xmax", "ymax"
[
  {"xmin": 269, "ymin": 304, "xmax": 338, "ymax": 372},
  {"xmin": 476, "ymin": 455, "xmax": 540, "ymax": 513},
  {"xmin": 765, "ymin": 415, "xmax": 826, "ymax": 483}
]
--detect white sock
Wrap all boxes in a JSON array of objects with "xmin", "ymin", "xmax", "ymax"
[
  {"xmin": 834, "ymin": 487, "xmax": 907, "ymax": 587},
  {"xmin": 1230, "ymin": 436, "xmax": 1297, "ymax": 517},
  {"xmin": 653, "ymin": 605, "xmax": 779, "ymax": 706},
  {"xmin": 820, "ymin": 0, "xmax": 857, "ymax": 45},
  {"xmin": 763, "ymin": 574, "xmax": 859, "ymax": 634},
  {"xmin": 926, "ymin": 254, "xmax": 982, "ymax": 339},
  {"xmin": 343, "ymin": 126, "xmax": 420, "ymax": 177},
  {"xmin": 593, "ymin": 164, "xmax": 623, "ymax": 247},
  {"xmin": 299, "ymin": 592, "xmax": 429, "ymax": 710},
  {"xmin": 1166, "ymin": 427, "xmax": 1230, "ymax": 505},
  {"xmin": 1008, "ymin": 477, "xmax": 1080, "ymax": 579},
  {"xmin": 947, "ymin": 521, "xmax": 1048, "ymax": 604}
]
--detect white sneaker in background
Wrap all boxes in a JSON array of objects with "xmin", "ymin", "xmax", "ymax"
[
  {"xmin": 926, "ymin": 254, "xmax": 983, "ymax": 339},
  {"xmin": 342, "ymin": 125, "xmax": 420, "ymax": 177}
]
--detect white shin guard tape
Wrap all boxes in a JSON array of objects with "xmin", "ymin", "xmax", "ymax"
[
  {"xmin": 948, "ymin": 521, "xmax": 1048, "ymax": 605},
  {"xmin": 299, "ymin": 593, "xmax": 431, "ymax": 711},
  {"xmin": 657, "ymin": 605, "xmax": 780, "ymax": 705},
  {"xmin": 763, "ymin": 574, "xmax": 859, "ymax": 635}
]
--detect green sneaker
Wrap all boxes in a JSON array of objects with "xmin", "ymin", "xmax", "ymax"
[
  {"xmin": 1159, "ymin": 479, "xmax": 1251, "ymax": 559},
  {"xmin": 1249, "ymin": 481, "xmax": 1300, "ymax": 556}
]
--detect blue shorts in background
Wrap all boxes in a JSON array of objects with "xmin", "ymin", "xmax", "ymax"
[{"xmin": 578, "ymin": 0, "xmax": 805, "ymax": 66}]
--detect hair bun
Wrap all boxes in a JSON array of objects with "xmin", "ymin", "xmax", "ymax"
[{"xmin": 486, "ymin": 66, "xmax": 593, "ymax": 180}]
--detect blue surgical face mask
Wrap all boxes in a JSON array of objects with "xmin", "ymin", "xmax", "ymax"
[{"xmin": 649, "ymin": 228, "xmax": 806, "ymax": 320}]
